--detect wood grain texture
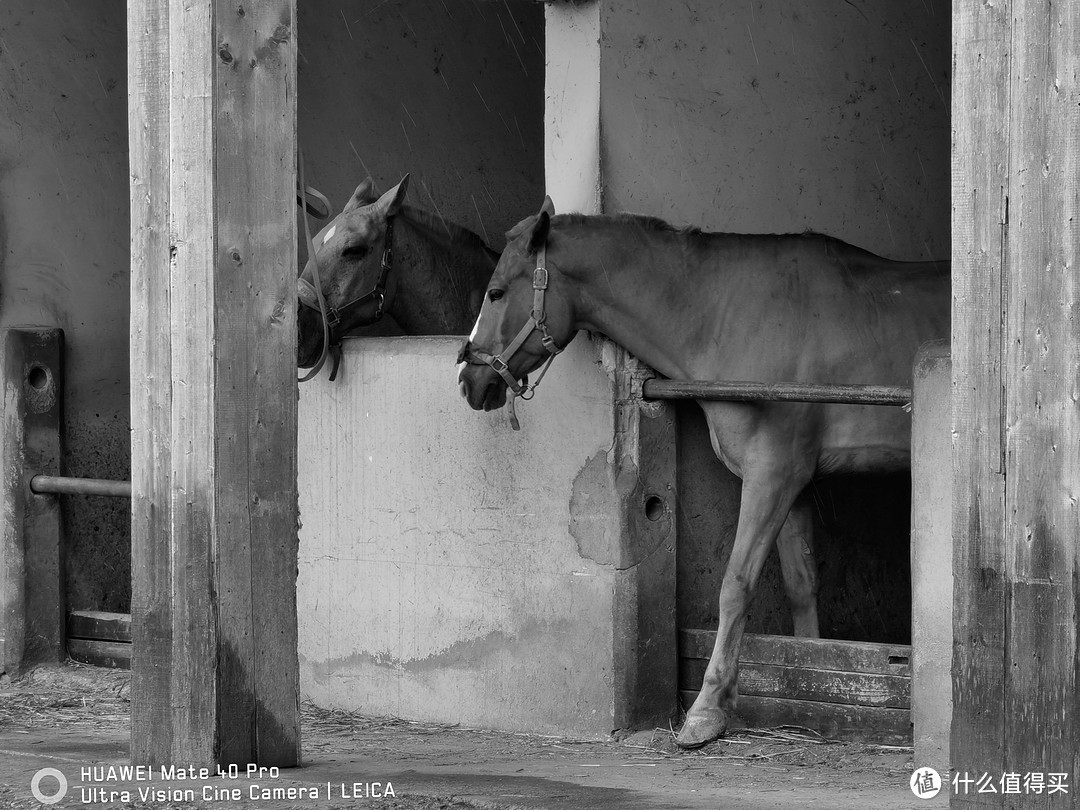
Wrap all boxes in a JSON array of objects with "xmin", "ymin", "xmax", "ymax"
[
  {"xmin": 68, "ymin": 611, "xmax": 132, "ymax": 643},
  {"xmin": 68, "ymin": 638, "xmax": 131, "ymax": 670},
  {"xmin": 128, "ymin": 0, "xmax": 174, "ymax": 766},
  {"xmin": 213, "ymin": 0, "xmax": 300, "ymax": 768},
  {"xmin": 1001, "ymin": 2, "xmax": 1080, "ymax": 804},
  {"xmin": 951, "ymin": 0, "xmax": 1009, "ymax": 803},
  {"xmin": 679, "ymin": 690, "xmax": 911, "ymax": 746},
  {"xmin": 130, "ymin": 0, "xmax": 298, "ymax": 768},
  {"xmin": 680, "ymin": 630, "xmax": 911, "ymax": 676},
  {"xmin": 679, "ymin": 659, "xmax": 910, "ymax": 710}
]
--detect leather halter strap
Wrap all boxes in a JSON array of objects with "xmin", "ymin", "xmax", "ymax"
[
  {"xmin": 460, "ymin": 241, "xmax": 562, "ymax": 429},
  {"xmin": 298, "ymin": 206, "xmax": 396, "ymax": 383},
  {"xmin": 298, "ymin": 216, "xmax": 395, "ymax": 332}
]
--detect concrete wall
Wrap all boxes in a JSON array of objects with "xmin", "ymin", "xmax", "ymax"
[
  {"xmin": 911, "ymin": 342, "xmax": 951, "ymax": 774},
  {"xmin": 590, "ymin": 0, "xmax": 949, "ymax": 642},
  {"xmin": 297, "ymin": 337, "xmax": 669, "ymax": 736},
  {"xmin": 297, "ymin": 0, "xmax": 545, "ymax": 255},
  {"xmin": 0, "ymin": 2, "xmax": 130, "ymax": 612}
]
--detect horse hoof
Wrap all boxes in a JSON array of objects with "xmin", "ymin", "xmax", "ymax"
[{"xmin": 675, "ymin": 708, "xmax": 727, "ymax": 749}]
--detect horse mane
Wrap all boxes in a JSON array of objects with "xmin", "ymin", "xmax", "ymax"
[{"xmin": 551, "ymin": 212, "xmax": 889, "ymax": 258}]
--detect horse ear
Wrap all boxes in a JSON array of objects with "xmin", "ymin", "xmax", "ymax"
[
  {"xmin": 375, "ymin": 174, "xmax": 410, "ymax": 218},
  {"xmin": 539, "ymin": 196, "xmax": 555, "ymax": 217},
  {"xmin": 529, "ymin": 210, "xmax": 551, "ymax": 253},
  {"xmin": 344, "ymin": 177, "xmax": 378, "ymax": 211}
]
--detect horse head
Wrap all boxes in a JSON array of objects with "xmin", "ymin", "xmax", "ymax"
[
  {"xmin": 297, "ymin": 175, "xmax": 410, "ymax": 370},
  {"xmin": 457, "ymin": 196, "xmax": 576, "ymax": 413}
]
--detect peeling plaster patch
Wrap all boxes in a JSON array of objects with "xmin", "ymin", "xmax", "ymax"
[
  {"xmin": 315, "ymin": 618, "xmax": 569, "ymax": 677},
  {"xmin": 568, "ymin": 451, "xmax": 623, "ymax": 567}
]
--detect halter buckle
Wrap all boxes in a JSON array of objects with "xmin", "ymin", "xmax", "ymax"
[
  {"xmin": 533, "ymin": 266, "xmax": 549, "ymax": 290},
  {"xmin": 489, "ymin": 356, "xmax": 509, "ymax": 374}
]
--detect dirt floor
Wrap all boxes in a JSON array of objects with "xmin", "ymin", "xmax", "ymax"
[{"xmin": 0, "ymin": 663, "xmax": 943, "ymax": 809}]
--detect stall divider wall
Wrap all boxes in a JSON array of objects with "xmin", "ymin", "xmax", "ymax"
[{"xmin": 296, "ymin": 337, "xmax": 676, "ymax": 735}]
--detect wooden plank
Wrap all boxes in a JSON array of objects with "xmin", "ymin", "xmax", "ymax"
[
  {"xmin": 679, "ymin": 630, "xmax": 911, "ymax": 675},
  {"xmin": 642, "ymin": 379, "xmax": 911, "ymax": 406},
  {"xmin": 679, "ymin": 691, "xmax": 911, "ymax": 746},
  {"xmin": 0, "ymin": 329, "xmax": 64, "ymax": 674},
  {"xmin": 68, "ymin": 638, "xmax": 131, "ymax": 670},
  {"xmin": 950, "ymin": 0, "xmax": 1009, "ymax": 803},
  {"xmin": 678, "ymin": 659, "xmax": 910, "ymax": 710},
  {"xmin": 214, "ymin": 0, "xmax": 300, "ymax": 768},
  {"xmin": 68, "ymin": 611, "xmax": 132, "ymax": 643},
  {"xmin": 129, "ymin": 0, "xmax": 299, "ymax": 768},
  {"xmin": 1000, "ymin": 1, "xmax": 1080, "ymax": 802},
  {"xmin": 128, "ymin": 0, "xmax": 174, "ymax": 767}
]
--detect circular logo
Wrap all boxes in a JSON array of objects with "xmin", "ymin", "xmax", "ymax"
[
  {"xmin": 910, "ymin": 767, "xmax": 942, "ymax": 799},
  {"xmin": 30, "ymin": 768, "xmax": 68, "ymax": 805}
]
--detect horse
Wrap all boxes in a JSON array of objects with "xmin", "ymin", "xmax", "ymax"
[
  {"xmin": 457, "ymin": 197, "xmax": 949, "ymax": 748},
  {"xmin": 297, "ymin": 176, "xmax": 499, "ymax": 373}
]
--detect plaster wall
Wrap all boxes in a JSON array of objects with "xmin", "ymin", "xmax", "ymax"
[
  {"xmin": 593, "ymin": 0, "xmax": 949, "ymax": 641},
  {"xmin": 297, "ymin": 337, "xmax": 627, "ymax": 736},
  {"xmin": 0, "ymin": 2, "xmax": 130, "ymax": 612}
]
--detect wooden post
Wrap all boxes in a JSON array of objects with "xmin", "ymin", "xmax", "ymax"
[
  {"xmin": 128, "ymin": 0, "xmax": 299, "ymax": 767},
  {"xmin": 0, "ymin": 329, "xmax": 64, "ymax": 674},
  {"xmin": 952, "ymin": 2, "xmax": 1079, "ymax": 806}
]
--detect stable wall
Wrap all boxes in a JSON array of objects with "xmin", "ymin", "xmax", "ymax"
[
  {"xmin": 0, "ymin": 2, "xmax": 130, "ymax": 616},
  {"xmin": 297, "ymin": 337, "xmax": 675, "ymax": 736},
  {"xmin": 297, "ymin": 1, "xmax": 545, "ymax": 255},
  {"xmin": 590, "ymin": 0, "xmax": 950, "ymax": 641}
]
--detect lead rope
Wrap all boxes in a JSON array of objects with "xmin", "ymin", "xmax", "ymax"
[{"xmin": 298, "ymin": 150, "xmax": 334, "ymax": 383}]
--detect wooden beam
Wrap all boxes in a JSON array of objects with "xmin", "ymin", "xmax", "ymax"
[
  {"xmin": 128, "ymin": 0, "xmax": 299, "ymax": 768},
  {"xmin": 0, "ymin": 329, "xmax": 64, "ymax": 674},
  {"xmin": 642, "ymin": 379, "xmax": 912, "ymax": 407},
  {"xmin": 953, "ymin": 1, "xmax": 1080, "ymax": 805},
  {"xmin": 68, "ymin": 610, "xmax": 132, "ymax": 643}
]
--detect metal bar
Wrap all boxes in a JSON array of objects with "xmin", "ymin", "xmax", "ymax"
[
  {"xmin": 30, "ymin": 475, "xmax": 132, "ymax": 499},
  {"xmin": 641, "ymin": 379, "xmax": 912, "ymax": 407}
]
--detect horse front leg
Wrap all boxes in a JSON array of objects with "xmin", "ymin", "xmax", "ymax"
[
  {"xmin": 676, "ymin": 471, "xmax": 806, "ymax": 749},
  {"xmin": 775, "ymin": 490, "xmax": 819, "ymax": 637}
]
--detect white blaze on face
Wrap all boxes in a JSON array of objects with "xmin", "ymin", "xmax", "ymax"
[
  {"xmin": 321, "ymin": 224, "xmax": 337, "ymax": 245},
  {"xmin": 458, "ymin": 314, "xmax": 482, "ymax": 372}
]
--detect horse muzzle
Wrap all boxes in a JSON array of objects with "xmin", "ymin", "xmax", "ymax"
[{"xmin": 458, "ymin": 361, "xmax": 509, "ymax": 412}]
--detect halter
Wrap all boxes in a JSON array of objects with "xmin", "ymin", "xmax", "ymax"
[
  {"xmin": 459, "ymin": 241, "xmax": 562, "ymax": 430},
  {"xmin": 297, "ymin": 201, "xmax": 397, "ymax": 383}
]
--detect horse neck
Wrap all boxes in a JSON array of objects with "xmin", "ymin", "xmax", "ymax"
[
  {"xmin": 389, "ymin": 207, "xmax": 497, "ymax": 334},
  {"xmin": 559, "ymin": 224, "xmax": 711, "ymax": 381}
]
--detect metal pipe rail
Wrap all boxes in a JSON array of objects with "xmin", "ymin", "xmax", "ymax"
[
  {"xmin": 30, "ymin": 475, "xmax": 132, "ymax": 499},
  {"xmin": 641, "ymin": 379, "xmax": 912, "ymax": 407}
]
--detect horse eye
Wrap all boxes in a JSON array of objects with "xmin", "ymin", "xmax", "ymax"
[
  {"xmin": 488, "ymin": 289, "xmax": 505, "ymax": 302},
  {"xmin": 341, "ymin": 244, "xmax": 368, "ymax": 259}
]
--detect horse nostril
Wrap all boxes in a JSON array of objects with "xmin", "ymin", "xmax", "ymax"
[{"xmin": 459, "ymin": 380, "xmax": 468, "ymax": 399}]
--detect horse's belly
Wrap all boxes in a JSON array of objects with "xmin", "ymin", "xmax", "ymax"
[{"xmin": 817, "ymin": 407, "xmax": 912, "ymax": 476}]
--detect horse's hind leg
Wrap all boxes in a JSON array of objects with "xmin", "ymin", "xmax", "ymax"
[
  {"xmin": 676, "ymin": 468, "xmax": 807, "ymax": 749},
  {"xmin": 775, "ymin": 490, "xmax": 819, "ymax": 637}
]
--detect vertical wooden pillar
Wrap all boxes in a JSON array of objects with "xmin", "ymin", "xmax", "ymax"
[
  {"xmin": 0, "ymin": 329, "xmax": 64, "ymax": 674},
  {"xmin": 953, "ymin": 2, "xmax": 1079, "ymax": 806},
  {"xmin": 129, "ymin": 0, "xmax": 299, "ymax": 767}
]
